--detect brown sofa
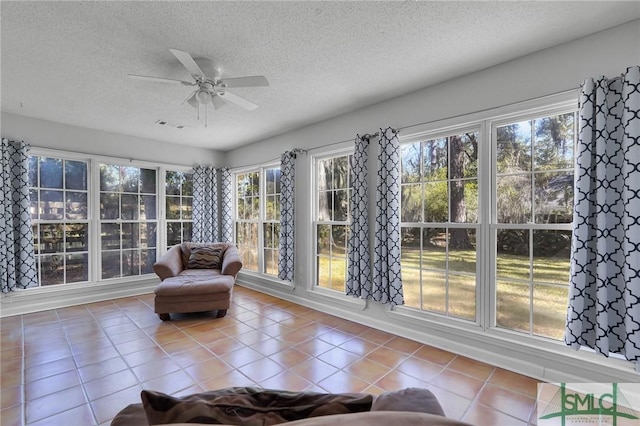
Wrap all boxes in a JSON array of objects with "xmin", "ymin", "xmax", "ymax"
[
  {"xmin": 110, "ymin": 387, "xmax": 473, "ymax": 426},
  {"xmin": 152, "ymin": 242, "xmax": 243, "ymax": 321}
]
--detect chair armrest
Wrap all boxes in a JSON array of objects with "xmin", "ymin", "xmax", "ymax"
[
  {"xmin": 221, "ymin": 244, "xmax": 243, "ymax": 277},
  {"xmin": 153, "ymin": 245, "xmax": 184, "ymax": 281}
]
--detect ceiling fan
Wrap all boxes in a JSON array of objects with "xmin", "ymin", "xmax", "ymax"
[{"xmin": 128, "ymin": 49, "xmax": 269, "ymax": 125}]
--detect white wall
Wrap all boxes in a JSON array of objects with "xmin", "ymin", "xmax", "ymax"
[
  {"xmin": 1, "ymin": 112, "xmax": 224, "ymax": 166},
  {"xmin": 229, "ymin": 19, "xmax": 640, "ymax": 384}
]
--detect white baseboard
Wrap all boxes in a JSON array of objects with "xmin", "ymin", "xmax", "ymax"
[
  {"xmin": 235, "ymin": 278, "xmax": 639, "ymax": 384},
  {"xmin": 0, "ymin": 278, "xmax": 158, "ymax": 317}
]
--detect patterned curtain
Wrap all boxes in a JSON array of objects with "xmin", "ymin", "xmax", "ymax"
[
  {"xmin": 372, "ymin": 128, "xmax": 404, "ymax": 305},
  {"xmin": 278, "ymin": 151, "xmax": 295, "ymax": 281},
  {"xmin": 346, "ymin": 135, "xmax": 372, "ymax": 298},
  {"xmin": 219, "ymin": 168, "xmax": 233, "ymax": 243},
  {"xmin": 192, "ymin": 166, "xmax": 218, "ymax": 242},
  {"xmin": 565, "ymin": 66, "xmax": 640, "ymax": 361},
  {"xmin": 1, "ymin": 139, "xmax": 38, "ymax": 293}
]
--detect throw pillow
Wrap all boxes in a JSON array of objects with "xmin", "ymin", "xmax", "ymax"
[
  {"xmin": 186, "ymin": 245, "xmax": 226, "ymax": 269},
  {"xmin": 140, "ymin": 387, "xmax": 373, "ymax": 426},
  {"xmin": 371, "ymin": 387, "xmax": 445, "ymax": 416}
]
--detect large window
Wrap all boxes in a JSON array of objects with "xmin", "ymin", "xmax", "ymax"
[
  {"xmin": 165, "ymin": 170, "xmax": 193, "ymax": 249},
  {"xmin": 99, "ymin": 164, "xmax": 157, "ymax": 279},
  {"xmin": 235, "ymin": 166, "xmax": 281, "ymax": 276},
  {"xmin": 493, "ymin": 111, "xmax": 576, "ymax": 340},
  {"xmin": 400, "ymin": 130, "xmax": 479, "ymax": 321},
  {"xmin": 314, "ymin": 153, "xmax": 351, "ymax": 292},
  {"xmin": 28, "ymin": 156, "xmax": 89, "ymax": 285}
]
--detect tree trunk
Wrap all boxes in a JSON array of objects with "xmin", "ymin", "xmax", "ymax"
[{"xmin": 449, "ymin": 136, "xmax": 473, "ymax": 249}]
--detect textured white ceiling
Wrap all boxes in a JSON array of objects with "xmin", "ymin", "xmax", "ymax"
[{"xmin": 2, "ymin": 1, "xmax": 639, "ymax": 151}]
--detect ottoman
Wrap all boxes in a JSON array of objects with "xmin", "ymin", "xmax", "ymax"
[{"xmin": 154, "ymin": 275, "xmax": 234, "ymax": 321}]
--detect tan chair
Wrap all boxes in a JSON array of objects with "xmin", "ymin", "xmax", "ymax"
[{"xmin": 152, "ymin": 243, "xmax": 243, "ymax": 321}]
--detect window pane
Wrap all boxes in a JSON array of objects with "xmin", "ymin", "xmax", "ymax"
[
  {"xmin": 448, "ymin": 228, "xmax": 476, "ymax": 274},
  {"xmin": 121, "ymin": 194, "xmax": 138, "ymax": 220},
  {"xmin": 166, "ymin": 196, "xmax": 180, "ymax": 219},
  {"xmin": 449, "ymin": 180, "xmax": 478, "ymax": 223},
  {"xmin": 141, "ymin": 222, "xmax": 157, "ymax": 248},
  {"xmin": 140, "ymin": 249, "xmax": 156, "ymax": 275},
  {"xmin": 65, "ymin": 161, "xmax": 87, "ymax": 190},
  {"xmin": 496, "ymin": 229, "xmax": 530, "ymax": 281},
  {"xmin": 65, "ymin": 224, "xmax": 87, "ymax": 252},
  {"xmin": 496, "ymin": 174, "xmax": 531, "ymax": 223},
  {"xmin": 318, "ymin": 192, "xmax": 330, "ymax": 221},
  {"xmin": 317, "ymin": 225, "xmax": 330, "ymax": 256},
  {"xmin": 122, "ymin": 167, "xmax": 139, "ymax": 192},
  {"xmin": 182, "ymin": 197, "xmax": 192, "ymax": 220},
  {"xmin": 66, "ymin": 191, "xmax": 87, "ymax": 220},
  {"xmin": 122, "ymin": 250, "xmax": 139, "ymax": 277},
  {"xmin": 40, "ymin": 158, "xmax": 63, "ymax": 188},
  {"xmin": 183, "ymin": 222, "xmax": 192, "ymax": 242},
  {"xmin": 496, "ymin": 121, "xmax": 532, "ymax": 173},
  {"xmin": 333, "ymin": 157, "xmax": 349, "ymax": 189},
  {"xmin": 402, "ymin": 268, "xmax": 421, "ymax": 309},
  {"xmin": 166, "ymin": 171, "xmax": 181, "ymax": 195},
  {"xmin": 182, "ymin": 174, "xmax": 193, "ymax": 196},
  {"xmin": 101, "ymin": 251, "xmax": 120, "ymax": 279},
  {"xmin": 140, "ymin": 168, "xmax": 156, "ymax": 193},
  {"xmin": 401, "ymin": 142, "xmax": 421, "ymax": 183},
  {"xmin": 423, "ymin": 182, "xmax": 447, "ymax": 223},
  {"xmin": 422, "ymin": 228, "xmax": 446, "ymax": 270},
  {"xmin": 534, "ymin": 172, "xmax": 573, "ymax": 224},
  {"xmin": 318, "ymin": 159, "xmax": 332, "ymax": 191},
  {"xmin": 121, "ymin": 223, "xmax": 139, "ymax": 249},
  {"xmin": 421, "ymin": 271, "xmax": 446, "ymax": 314},
  {"xmin": 28, "ymin": 156, "xmax": 38, "ymax": 187},
  {"xmin": 534, "ymin": 113, "xmax": 575, "ymax": 170},
  {"xmin": 40, "ymin": 254, "xmax": 64, "ymax": 285},
  {"xmin": 101, "ymin": 223, "xmax": 120, "ymax": 250},
  {"xmin": 449, "ymin": 274, "xmax": 475, "ymax": 320},
  {"xmin": 66, "ymin": 253, "xmax": 88, "ymax": 283},
  {"xmin": 532, "ymin": 230, "xmax": 571, "ymax": 285},
  {"xmin": 401, "ymin": 184, "xmax": 421, "ymax": 222},
  {"xmin": 29, "ymin": 189, "xmax": 39, "ymax": 220},
  {"xmin": 100, "ymin": 193, "xmax": 119, "ymax": 220},
  {"xmin": 533, "ymin": 283, "xmax": 567, "ymax": 340},
  {"xmin": 460, "ymin": 132, "xmax": 479, "ymax": 179},
  {"xmin": 423, "ymin": 138, "xmax": 447, "ymax": 180},
  {"xmin": 400, "ymin": 227, "xmax": 421, "ymax": 269},
  {"xmin": 496, "ymin": 280, "xmax": 530, "ymax": 333},
  {"xmin": 167, "ymin": 222, "xmax": 181, "ymax": 247},
  {"xmin": 100, "ymin": 164, "xmax": 120, "ymax": 191},
  {"xmin": 140, "ymin": 195, "xmax": 156, "ymax": 220},
  {"xmin": 40, "ymin": 224, "xmax": 63, "ymax": 253},
  {"xmin": 331, "ymin": 225, "xmax": 347, "ymax": 256},
  {"xmin": 333, "ymin": 190, "xmax": 348, "ymax": 222},
  {"xmin": 40, "ymin": 190, "xmax": 64, "ymax": 220}
]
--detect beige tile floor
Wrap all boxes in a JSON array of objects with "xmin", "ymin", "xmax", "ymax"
[{"xmin": 0, "ymin": 286, "xmax": 541, "ymax": 425}]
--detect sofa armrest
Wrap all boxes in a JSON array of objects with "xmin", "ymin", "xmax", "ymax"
[
  {"xmin": 153, "ymin": 245, "xmax": 184, "ymax": 281},
  {"xmin": 221, "ymin": 244, "xmax": 243, "ymax": 277}
]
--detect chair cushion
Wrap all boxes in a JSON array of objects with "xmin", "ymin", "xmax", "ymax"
[
  {"xmin": 180, "ymin": 242, "xmax": 228, "ymax": 268},
  {"xmin": 154, "ymin": 275, "xmax": 233, "ymax": 297}
]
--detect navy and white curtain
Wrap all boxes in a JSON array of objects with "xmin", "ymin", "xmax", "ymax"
[
  {"xmin": 372, "ymin": 128, "xmax": 404, "ymax": 305},
  {"xmin": 278, "ymin": 151, "xmax": 295, "ymax": 281},
  {"xmin": 346, "ymin": 135, "xmax": 373, "ymax": 298},
  {"xmin": 219, "ymin": 167, "xmax": 233, "ymax": 243},
  {"xmin": 1, "ymin": 139, "xmax": 38, "ymax": 293},
  {"xmin": 565, "ymin": 66, "xmax": 640, "ymax": 361},
  {"xmin": 192, "ymin": 166, "xmax": 218, "ymax": 242}
]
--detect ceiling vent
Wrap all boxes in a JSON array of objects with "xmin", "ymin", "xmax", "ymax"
[{"xmin": 155, "ymin": 120, "xmax": 187, "ymax": 129}]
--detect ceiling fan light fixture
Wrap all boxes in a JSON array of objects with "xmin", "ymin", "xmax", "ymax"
[{"xmin": 196, "ymin": 90, "xmax": 211, "ymax": 104}]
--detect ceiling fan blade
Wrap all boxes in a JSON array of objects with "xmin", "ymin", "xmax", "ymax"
[
  {"xmin": 218, "ymin": 76, "xmax": 269, "ymax": 88},
  {"xmin": 211, "ymin": 94, "xmax": 226, "ymax": 111},
  {"xmin": 128, "ymin": 74, "xmax": 194, "ymax": 86},
  {"xmin": 170, "ymin": 49, "xmax": 207, "ymax": 80},
  {"xmin": 182, "ymin": 90, "xmax": 198, "ymax": 108},
  {"xmin": 218, "ymin": 91, "xmax": 258, "ymax": 110}
]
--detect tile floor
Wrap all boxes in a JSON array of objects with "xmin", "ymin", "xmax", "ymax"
[{"xmin": 0, "ymin": 286, "xmax": 541, "ymax": 425}]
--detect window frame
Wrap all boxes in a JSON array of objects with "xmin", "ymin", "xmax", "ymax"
[
  {"xmin": 311, "ymin": 148, "xmax": 353, "ymax": 295},
  {"xmin": 164, "ymin": 168, "xmax": 194, "ymax": 250},
  {"xmin": 233, "ymin": 162, "xmax": 282, "ymax": 278}
]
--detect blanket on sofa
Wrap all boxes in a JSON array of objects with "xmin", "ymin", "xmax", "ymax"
[{"xmin": 141, "ymin": 387, "xmax": 373, "ymax": 425}]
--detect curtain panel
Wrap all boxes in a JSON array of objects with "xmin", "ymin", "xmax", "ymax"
[
  {"xmin": 1, "ymin": 139, "xmax": 38, "ymax": 293},
  {"xmin": 219, "ymin": 167, "xmax": 233, "ymax": 243},
  {"xmin": 278, "ymin": 151, "xmax": 295, "ymax": 281},
  {"xmin": 192, "ymin": 166, "xmax": 218, "ymax": 242},
  {"xmin": 346, "ymin": 135, "xmax": 373, "ymax": 298},
  {"xmin": 372, "ymin": 128, "xmax": 404, "ymax": 306},
  {"xmin": 565, "ymin": 66, "xmax": 640, "ymax": 361}
]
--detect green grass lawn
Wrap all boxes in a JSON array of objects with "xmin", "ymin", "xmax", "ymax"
[{"xmin": 317, "ymin": 249, "xmax": 570, "ymax": 340}]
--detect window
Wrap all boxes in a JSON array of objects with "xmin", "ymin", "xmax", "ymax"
[
  {"xmin": 28, "ymin": 156, "xmax": 89, "ymax": 285},
  {"xmin": 99, "ymin": 164, "xmax": 157, "ymax": 279},
  {"xmin": 165, "ymin": 170, "xmax": 193, "ymax": 249},
  {"xmin": 493, "ymin": 111, "xmax": 576, "ymax": 340},
  {"xmin": 234, "ymin": 166, "xmax": 281, "ymax": 276},
  {"xmin": 400, "ymin": 130, "xmax": 479, "ymax": 321},
  {"xmin": 314, "ymin": 153, "xmax": 351, "ymax": 292}
]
